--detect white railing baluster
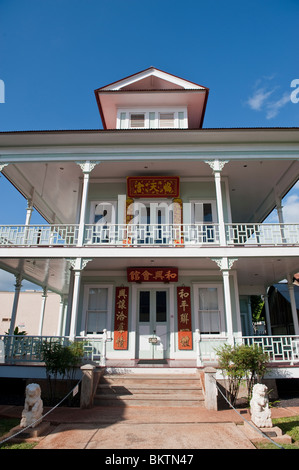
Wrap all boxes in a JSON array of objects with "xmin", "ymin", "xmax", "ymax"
[
  {"xmin": 226, "ymin": 223, "xmax": 299, "ymax": 246},
  {"xmin": 0, "ymin": 225, "xmax": 79, "ymax": 246},
  {"xmin": 0, "ymin": 223, "xmax": 298, "ymax": 247},
  {"xmin": 242, "ymin": 335, "xmax": 299, "ymax": 363}
]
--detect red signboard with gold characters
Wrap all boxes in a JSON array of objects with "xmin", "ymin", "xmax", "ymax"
[
  {"xmin": 114, "ymin": 287, "xmax": 129, "ymax": 350},
  {"xmin": 177, "ymin": 286, "xmax": 193, "ymax": 350},
  {"xmin": 127, "ymin": 267, "xmax": 178, "ymax": 283},
  {"xmin": 127, "ymin": 176, "xmax": 179, "ymax": 198}
]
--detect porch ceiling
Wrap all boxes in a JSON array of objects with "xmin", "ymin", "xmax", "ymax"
[
  {"xmin": 1, "ymin": 254, "xmax": 296, "ymax": 296},
  {"xmin": 1, "ymin": 157, "xmax": 298, "ymax": 224},
  {"xmin": 0, "ymin": 258, "xmax": 71, "ymax": 295}
]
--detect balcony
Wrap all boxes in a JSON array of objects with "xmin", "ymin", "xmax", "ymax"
[{"xmin": 0, "ymin": 223, "xmax": 298, "ymax": 247}]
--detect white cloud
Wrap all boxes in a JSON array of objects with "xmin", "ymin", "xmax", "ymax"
[
  {"xmin": 246, "ymin": 77, "xmax": 291, "ymax": 119},
  {"xmin": 266, "ymin": 92, "xmax": 291, "ymax": 119},
  {"xmin": 247, "ymin": 88, "xmax": 275, "ymax": 111}
]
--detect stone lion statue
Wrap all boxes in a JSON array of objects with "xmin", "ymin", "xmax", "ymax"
[
  {"xmin": 20, "ymin": 383, "xmax": 43, "ymax": 428},
  {"xmin": 250, "ymin": 383, "xmax": 272, "ymax": 428}
]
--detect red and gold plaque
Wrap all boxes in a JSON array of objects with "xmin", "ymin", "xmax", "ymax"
[
  {"xmin": 127, "ymin": 176, "xmax": 179, "ymax": 198},
  {"xmin": 177, "ymin": 286, "xmax": 192, "ymax": 350},
  {"xmin": 114, "ymin": 287, "xmax": 129, "ymax": 350}
]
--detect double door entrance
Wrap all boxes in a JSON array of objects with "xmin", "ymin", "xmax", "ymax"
[{"xmin": 137, "ymin": 288, "xmax": 170, "ymax": 359}]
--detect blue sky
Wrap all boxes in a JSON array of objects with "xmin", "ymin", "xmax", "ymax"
[{"xmin": 0, "ymin": 0, "xmax": 298, "ymax": 289}]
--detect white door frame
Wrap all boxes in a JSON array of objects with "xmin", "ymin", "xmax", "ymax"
[{"xmin": 131, "ymin": 283, "xmax": 175, "ymax": 359}]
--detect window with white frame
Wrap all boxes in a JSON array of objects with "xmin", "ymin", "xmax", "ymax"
[
  {"xmin": 193, "ymin": 284, "xmax": 224, "ymax": 335},
  {"xmin": 83, "ymin": 285, "xmax": 113, "ymax": 335},
  {"xmin": 117, "ymin": 108, "xmax": 187, "ymax": 129},
  {"xmin": 130, "ymin": 113, "xmax": 145, "ymax": 128},
  {"xmin": 159, "ymin": 112, "xmax": 174, "ymax": 128}
]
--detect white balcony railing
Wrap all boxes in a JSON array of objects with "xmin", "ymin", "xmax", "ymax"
[
  {"xmin": 1, "ymin": 334, "xmax": 298, "ymax": 366},
  {"xmin": 0, "ymin": 223, "xmax": 298, "ymax": 247},
  {"xmin": 84, "ymin": 223, "xmax": 220, "ymax": 246},
  {"xmin": 0, "ymin": 335, "xmax": 105, "ymax": 365},
  {"xmin": 226, "ymin": 223, "xmax": 299, "ymax": 245},
  {"xmin": 0, "ymin": 224, "xmax": 79, "ymax": 246},
  {"xmin": 242, "ymin": 335, "xmax": 299, "ymax": 364}
]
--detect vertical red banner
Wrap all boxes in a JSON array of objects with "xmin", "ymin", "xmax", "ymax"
[
  {"xmin": 114, "ymin": 287, "xmax": 129, "ymax": 350},
  {"xmin": 177, "ymin": 286, "xmax": 193, "ymax": 350}
]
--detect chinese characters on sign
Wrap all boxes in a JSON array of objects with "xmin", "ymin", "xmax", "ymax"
[
  {"xmin": 127, "ymin": 176, "xmax": 179, "ymax": 198},
  {"xmin": 114, "ymin": 287, "xmax": 129, "ymax": 350},
  {"xmin": 177, "ymin": 286, "xmax": 192, "ymax": 350},
  {"xmin": 127, "ymin": 267, "xmax": 178, "ymax": 283}
]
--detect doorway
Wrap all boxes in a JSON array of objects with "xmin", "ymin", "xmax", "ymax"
[{"xmin": 137, "ymin": 288, "xmax": 169, "ymax": 359}]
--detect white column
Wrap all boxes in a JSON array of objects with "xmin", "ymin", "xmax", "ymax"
[
  {"xmin": 205, "ymin": 160, "xmax": 229, "ymax": 246},
  {"xmin": 222, "ymin": 270, "xmax": 234, "ymax": 344},
  {"xmin": 275, "ymin": 194, "xmax": 286, "ymax": 243},
  {"xmin": 68, "ymin": 258, "xmax": 92, "ymax": 340},
  {"xmin": 212, "ymin": 257, "xmax": 237, "ymax": 345},
  {"xmin": 263, "ymin": 291, "xmax": 272, "ymax": 335},
  {"xmin": 247, "ymin": 297, "xmax": 254, "ymax": 336},
  {"xmin": 69, "ymin": 270, "xmax": 81, "ymax": 340},
  {"xmin": 9, "ymin": 274, "xmax": 22, "ymax": 335},
  {"xmin": 25, "ymin": 199, "xmax": 34, "ymax": 225},
  {"xmin": 57, "ymin": 295, "xmax": 67, "ymax": 336},
  {"xmin": 76, "ymin": 161, "xmax": 100, "ymax": 246},
  {"xmin": 287, "ymin": 275, "xmax": 299, "ymax": 335},
  {"xmin": 275, "ymin": 193, "xmax": 284, "ymax": 224},
  {"xmin": 38, "ymin": 287, "xmax": 48, "ymax": 336}
]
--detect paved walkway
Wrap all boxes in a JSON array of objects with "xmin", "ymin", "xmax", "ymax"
[{"xmin": 1, "ymin": 402, "xmax": 298, "ymax": 450}]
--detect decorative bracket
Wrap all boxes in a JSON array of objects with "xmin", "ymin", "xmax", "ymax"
[
  {"xmin": 77, "ymin": 161, "xmax": 100, "ymax": 174},
  {"xmin": 67, "ymin": 258, "xmax": 93, "ymax": 271},
  {"xmin": 211, "ymin": 257, "xmax": 238, "ymax": 271},
  {"xmin": 205, "ymin": 160, "xmax": 229, "ymax": 173}
]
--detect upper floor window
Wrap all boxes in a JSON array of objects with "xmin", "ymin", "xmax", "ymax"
[
  {"xmin": 130, "ymin": 113, "xmax": 145, "ymax": 128},
  {"xmin": 117, "ymin": 108, "xmax": 187, "ymax": 129}
]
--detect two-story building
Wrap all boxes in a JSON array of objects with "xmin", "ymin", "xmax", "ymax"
[{"xmin": 0, "ymin": 67, "xmax": 299, "ymax": 368}]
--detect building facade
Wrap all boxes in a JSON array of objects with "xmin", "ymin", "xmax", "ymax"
[{"xmin": 0, "ymin": 67, "xmax": 299, "ymax": 367}]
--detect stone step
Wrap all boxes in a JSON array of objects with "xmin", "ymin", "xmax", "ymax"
[
  {"xmin": 94, "ymin": 393, "xmax": 205, "ymax": 407},
  {"xmin": 99, "ymin": 384, "xmax": 201, "ymax": 394},
  {"xmin": 101, "ymin": 375, "xmax": 201, "ymax": 386},
  {"xmin": 94, "ymin": 372, "xmax": 205, "ymax": 407}
]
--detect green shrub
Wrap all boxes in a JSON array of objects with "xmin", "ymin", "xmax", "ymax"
[
  {"xmin": 41, "ymin": 340, "xmax": 84, "ymax": 404},
  {"xmin": 215, "ymin": 343, "xmax": 269, "ymax": 407}
]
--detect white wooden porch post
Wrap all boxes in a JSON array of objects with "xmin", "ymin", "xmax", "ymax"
[
  {"xmin": 212, "ymin": 257, "xmax": 237, "ymax": 345},
  {"xmin": 76, "ymin": 161, "xmax": 100, "ymax": 246},
  {"xmin": 9, "ymin": 273, "xmax": 22, "ymax": 335},
  {"xmin": 25, "ymin": 199, "xmax": 34, "ymax": 225},
  {"xmin": 57, "ymin": 294, "xmax": 68, "ymax": 336},
  {"xmin": 263, "ymin": 291, "xmax": 272, "ymax": 335},
  {"xmin": 287, "ymin": 275, "xmax": 299, "ymax": 335},
  {"xmin": 38, "ymin": 287, "xmax": 48, "ymax": 336},
  {"xmin": 68, "ymin": 258, "xmax": 92, "ymax": 340},
  {"xmin": 205, "ymin": 160, "xmax": 229, "ymax": 246}
]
